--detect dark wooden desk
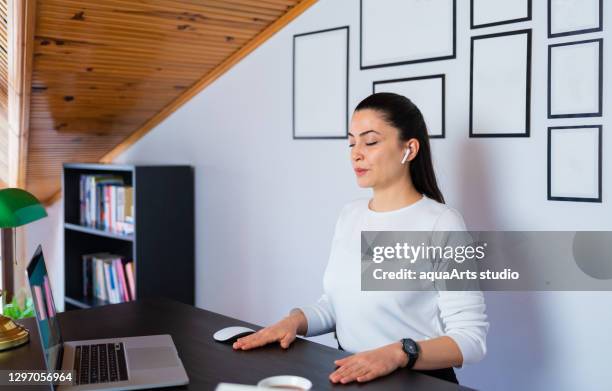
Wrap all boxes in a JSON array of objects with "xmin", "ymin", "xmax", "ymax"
[{"xmin": 0, "ymin": 298, "xmax": 473, "ymax": 390}]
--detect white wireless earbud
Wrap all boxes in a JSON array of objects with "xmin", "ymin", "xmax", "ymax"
[{"xmin": 401, "ymin": 147, "xmax": 412, "ymax": 164}]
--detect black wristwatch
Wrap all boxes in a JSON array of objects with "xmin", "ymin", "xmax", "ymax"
[{"xmin": 401, "ymin": 338, "xmax": 420, "ymax": 369}]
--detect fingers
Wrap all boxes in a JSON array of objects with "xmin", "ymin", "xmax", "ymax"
[
  {"xmin": 341, "ymin": 367, "xmax": 370, "ymax": 384},
  {"xmin": 232, "ymin": 327, "xmax": 297, "ymax": 351},
  {"xmin": 330, "ymin": 362, "xmax": 370, "ymax": 384},
  {"xmin": 328, "ymin": 365, "xmax": 348, "ymax": 382},
  {"xmin": 356, "ymin": 371, "xmax": 376, "ymax": 382},
  {"xmin": 279, "ymin": 333, "xmax": 296, "ymax": 349},
  {"xmin": 233, "ymin": 329, "xmax": 275, "ymax": 350},
  {"xmin": 329, "ymin": 360, "xmax": 359, "ymax": 383},
  {"xmin": 334, "ymin": 357, "xmax": 349, "ymax": 366}
]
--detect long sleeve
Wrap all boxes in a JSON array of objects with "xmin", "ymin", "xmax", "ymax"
[
  {"xmin": 292, "ymin": 293, "xmax": 336, "ymax": 337},
  {"xmin": 438, "ymin": 290, "xmax": 489, "ymax": 366},
  {"xmin": 433, "ymin": 206, "xmax": 489, "ymax": 366}
]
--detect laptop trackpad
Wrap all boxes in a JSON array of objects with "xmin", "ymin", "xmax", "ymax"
[{"xmin": 127, "ymin": 347, "xmax": 179, "ymax": 370}]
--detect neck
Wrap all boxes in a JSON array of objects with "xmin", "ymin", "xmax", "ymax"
[{"xmin": 370, "ymin": 176, "xmax": 422, "ymax": 212}]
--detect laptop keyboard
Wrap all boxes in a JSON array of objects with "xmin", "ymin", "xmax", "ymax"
[{"xmin": 74, "ymin": 342, "xmax": 129, "ymax": 385}]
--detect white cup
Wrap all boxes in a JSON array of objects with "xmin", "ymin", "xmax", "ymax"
[{"xmin": 257, "ymin": 375, "xmax": 312, "ymax": 390}]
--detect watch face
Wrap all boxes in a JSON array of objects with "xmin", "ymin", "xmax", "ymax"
[{"xmin": 404, "ymin": 339, "xmax": 418, "ymax": 355}]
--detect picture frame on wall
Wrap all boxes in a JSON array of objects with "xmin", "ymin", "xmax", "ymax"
[
  {"xmin": 548, "ymin": 125, "xmax": 602, "ymax": 202},
  {"xmin": 293, "ymin": 26, "xmax": 349, "ymax": 139},
  {"xmin": 471, "ymin": 0, "xmax": 532, "ymax": 29},
  {"xmin": 360, "ymin": 0, "xmax": 456, "ymax": 69},
  {"xmin": 470, "ymin": 29, "xmax": 532, "ymax": 137},
  {"xmin": 372, "ymin": 75, "xmax": 446, "ymax": 139},
  {"xmin": 548, "ymin": 0, "xmax": 603, "ymax": 38},
  {"xmin": 548, "ymin": 38, "xmax": 603, "ymax": 118}
]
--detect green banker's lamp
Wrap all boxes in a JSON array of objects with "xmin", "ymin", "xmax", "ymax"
[{"xmin": 0, "ymin": 188, "xmax": 47, "ymax": 351}]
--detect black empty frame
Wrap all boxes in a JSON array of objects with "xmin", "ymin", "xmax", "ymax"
[
  {"xmin": 471, "ymin": 0, "xmax": 532, "ymax": 29},
  {"xmin": 547, "ymin": 125, "xmax": 602, "ymax": 202},
  {"xmin": 373, "ymin": 75, "xmax": 446, "ymax": 139},
  {"xmin": 548, "ymin": 38, "xmax": 603, "ymax": 119},
  {"xmin": 293, "ymin": 26, "xmax": 349, "ymax": 139},
  {"xmin": 360, "ymin": 0, "xmax": 456, "ymax": 69},
  {"xmin": 548, "ymin": 0, "xmax": 603, "ymax": 38},
  {"xmin": 470, "ymin": 29, "xmax": 532, "ymax": 137}
]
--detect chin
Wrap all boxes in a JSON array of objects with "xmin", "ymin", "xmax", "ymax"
[{"xmin": 356, "ymin": 177, "xmax": 374, "ymax": 188}]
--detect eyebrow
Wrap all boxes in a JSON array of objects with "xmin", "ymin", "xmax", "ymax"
[{"xmin": 348, "ymin": 130, "xmax": 381, "ymax": 137}]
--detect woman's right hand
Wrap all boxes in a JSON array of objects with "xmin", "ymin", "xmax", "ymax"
[{"xmin": 232, "ymin": 310, "xmax": 307, "ymax": 350}]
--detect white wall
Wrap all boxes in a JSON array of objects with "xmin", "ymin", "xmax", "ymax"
[{"xmin": 27, "ymin": 1, "xmax": 612, "ymax": 390}]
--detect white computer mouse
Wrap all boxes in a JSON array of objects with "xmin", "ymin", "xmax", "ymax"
[{"xmin": 213, "ymin": 326, "xmax": 256, "ymax": 343}]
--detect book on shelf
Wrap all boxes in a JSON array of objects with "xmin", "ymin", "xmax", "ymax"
[
  {"xmin": 115, "ymin": 258, "xmax": 130, "ymax": 302},
  {"xmin": 79, "ymin": 174, "xmax": 134, "ymax": 235},
  {"xmin": 82, "ymin": 253, "xmax": 136, "ymax": 304},
  {"xmin": 125, "ymin": 262, "xmax": 136, "ymax": 301}
]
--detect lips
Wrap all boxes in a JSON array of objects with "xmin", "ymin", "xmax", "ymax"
[{"xmin": 354, "ymin": 168, "xmax": 368, "ymax": 177}]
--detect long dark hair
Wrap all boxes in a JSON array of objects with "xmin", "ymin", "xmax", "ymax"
[{"xmin": 354, "ymin": 92, "xmax": 445, "ymax": 204}]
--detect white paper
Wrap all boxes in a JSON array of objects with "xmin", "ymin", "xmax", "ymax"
[
  {"xmin": 550, "ymin": 41, "xmax": 600, "ymax": 116},
  {"xmin": 362, "ymin": 0, "xmax": 454, "ymax": 67},
  {"xmin": 294, "ymin": 28, "xmax": 348, "ymax": 137},
  {"xmin": 374, "ymin": 77, "xmax": 444, "ymax": 137},
  {"xmin": 472, "ymin": 32, "xmax": 529, "ymax": 134},
  {"xmin": 550, "ymin": 127, "xmax": 600, "ymax": 199}
]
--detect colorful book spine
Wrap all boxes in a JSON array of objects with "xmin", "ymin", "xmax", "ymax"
[
  {"xmin": 92, "ymin": 259, "xmax": 99, "ymax": 299},
  {"xmin": 124, "ymin": 187, "xmax": 134, "ymax": 234},
  {"xmin": 115, "ymin": 259, "xmax": 129, "ymax": 302},
  {"xmin": 83, "ymin": 253, "xmax": 137, "ymax": 305},
  {"xmin": 83, "ymin": 256, "xmax": 91, "ymax": 297},
  {"xmin": 125, "ymin": 262, "xmax": 136, "ymax": 300},
  {"xmin": 79, "ymin": 176, "xmax": 86, "ymax": 226},
  {"xmin": 116, "ymin": 187, "xmax": 125, "ymax": 234},
  {"xmin": 110, "ymin": 260, "xmax": 120, "ymax": 303},
  {"xmin": 96, "ymin": 259, "xmax": 103, "ymax": 300},
  {"xmin": 102, "ymin": 260, "xmax": 112, "ymax": 302},
  {"xmin": 79, "ymin": 176, "xmax": 133, "ymax": 234},
  {"xmin": 110, "ymin": 186, "xmax": 115, "ymax": 232},
  {"xmin": 109, "ymin": 262, "xmax": 118, "ymax": 303},
  {"xmin": 112, "ymin": 259, "xmax": 122, "ymax": 301},
  {"xmin": 97, "ymin": 183, "xmax": 103, "ymax": 229},
  {"xmin": 91, "ymin": 176, "xmax": 98, "ymax": 228}
]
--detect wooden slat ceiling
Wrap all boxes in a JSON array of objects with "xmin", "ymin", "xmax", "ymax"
[{"xmin": 27, "ymin": 0, "xmax": 313, "ymax": 202}]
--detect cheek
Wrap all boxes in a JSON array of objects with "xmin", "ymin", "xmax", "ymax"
[
  {"xmin": 369, "ymin": 149, "xmax": 405, "ymax": 180},
  {"xmin": 369, "ymin": 148, "xmax": 396, "ymax": 171}
]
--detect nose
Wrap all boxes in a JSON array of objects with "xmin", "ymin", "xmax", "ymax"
[{"xmin": 351, "ymin": 145, "xmax": 364, "ymax": 162}]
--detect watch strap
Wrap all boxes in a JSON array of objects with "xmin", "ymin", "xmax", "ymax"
[{"xmin": 401, "ymin": 338, "xmax": 420, "ymax": 369}]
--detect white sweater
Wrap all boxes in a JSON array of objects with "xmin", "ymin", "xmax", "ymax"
[{"xmin": 295, "ymin": 195, "xmax": 489, "ymax": 366}]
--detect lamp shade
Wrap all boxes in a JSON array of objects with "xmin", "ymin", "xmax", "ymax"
[{"xmin": 0, "ymin": 188, "xmax": 47, "ymax": 228}]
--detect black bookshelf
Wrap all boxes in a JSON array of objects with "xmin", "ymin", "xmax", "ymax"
[{"xmin": 63, "ymin": 163, "xmax": 195, "ymax": 310}]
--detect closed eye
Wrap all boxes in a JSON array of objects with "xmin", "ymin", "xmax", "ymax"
[{"xmin": 349, "ymin": 141, "xmax": 378, "ymax": 148}]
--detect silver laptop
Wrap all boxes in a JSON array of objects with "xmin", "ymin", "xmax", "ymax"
[{"xmin": 26, "ymin": 245, "xmax": 189, "ymax": 390}]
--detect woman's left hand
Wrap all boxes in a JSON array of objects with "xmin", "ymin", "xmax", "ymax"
[{"xmin": 329, "ymin": 342, "xmax": 407, "ymax": 384}]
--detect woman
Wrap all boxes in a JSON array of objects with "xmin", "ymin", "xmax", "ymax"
[{"xmin": 233, "ymin": 93, "xmax": 488, "ymax": 385}]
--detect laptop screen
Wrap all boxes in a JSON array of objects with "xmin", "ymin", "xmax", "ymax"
[{"xmin": 26, "ymin": 245, "xmax": 63, "ymax": 371}]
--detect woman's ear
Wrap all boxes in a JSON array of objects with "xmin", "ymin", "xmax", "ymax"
[{"xmin": 403, "ymin": 139, "xmax": 420, "ymax": 161}]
